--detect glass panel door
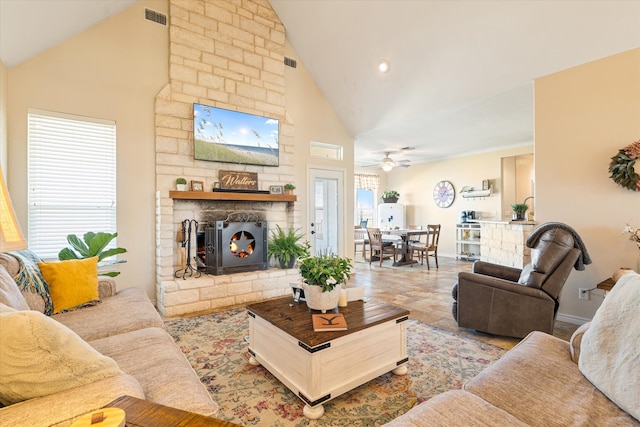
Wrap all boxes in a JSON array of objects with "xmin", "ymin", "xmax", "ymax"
[{"xmin": 308, "ymin": 168, "xmax": 344, "ymax": 256}]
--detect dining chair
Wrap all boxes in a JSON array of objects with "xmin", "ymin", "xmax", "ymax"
[
  {"xmin": 366, "ymin": 228, "xmax": 397, "ymax": 267},
  {"xmin": 407, "ymin": 225, "xmax": 423, "ymax": 244},
  {"xmin": 411, "ymin": 224, "xmax": 441, "ymax": 269},
  {"xmin": 354, "ymin": 226, "xmax": 369, "ymax": 258}
]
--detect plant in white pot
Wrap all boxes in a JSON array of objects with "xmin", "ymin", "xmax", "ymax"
[
  {"xmin": 298, "ymin": 252, "xmax": 352, "ymax": 313},
  {"xmin": 176, "ymin": 177, "xmax": 188, "ymax": 191}
]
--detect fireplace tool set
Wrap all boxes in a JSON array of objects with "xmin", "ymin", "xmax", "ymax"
[{"xmin": 174, "ymin": 219, "xmax": 201, "ymax": 279}]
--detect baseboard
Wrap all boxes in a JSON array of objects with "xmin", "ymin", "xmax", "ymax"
[{"xmin": 556, "ymin": 313, "xmax": 591, "ymax": 326}]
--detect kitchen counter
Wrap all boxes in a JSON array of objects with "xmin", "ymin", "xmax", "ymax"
[{"xmin": 477, "ymin": 221, "xmax": 537, "ymax": 268}]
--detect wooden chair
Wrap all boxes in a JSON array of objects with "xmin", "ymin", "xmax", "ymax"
[
  {"xmin": 407, "ymin": 224, "xmax": 423, "ymax": 244},
  {"xmin": 354, "ymin": 226, "xmax": 369, "ymax": 258},
  {"xmin": 411, "ymin": 224, "xmax": 441, "ymax": 269},
  {"xmin": 366, "ymin": 227, "xmax": 397, "ymax": 267}
]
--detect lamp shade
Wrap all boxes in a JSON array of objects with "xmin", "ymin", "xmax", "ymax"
[{"xmin": 0, "ymin": 166, "xmax": 27, "ymax": 251}]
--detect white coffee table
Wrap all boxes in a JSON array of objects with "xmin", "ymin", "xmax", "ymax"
[{"xmin": 247, "ymin": 297, "xmax": 409, "ymax": 419}]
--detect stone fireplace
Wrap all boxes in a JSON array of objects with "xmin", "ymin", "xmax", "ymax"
[{"xmin": 154, "ymin": 1, "xmax": 300, "ymax": 316}]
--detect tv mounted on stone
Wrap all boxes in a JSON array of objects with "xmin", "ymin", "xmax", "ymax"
[{"xmin": 193, "ymin": 103, "xmax": 279, "ymax": 166}]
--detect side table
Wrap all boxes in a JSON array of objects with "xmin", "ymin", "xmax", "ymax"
[
  {"xmin": 596, "ymin": 278, "xmax": 615, "ymax": 296},
  {"xmin": 107, "ymin": 395, "xmax": 240, "ymax": 427}
]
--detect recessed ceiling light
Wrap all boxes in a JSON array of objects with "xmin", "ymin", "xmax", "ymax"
[{"xmin": 378, "ymin": 59, "xmax": 390, "ymax": 73}]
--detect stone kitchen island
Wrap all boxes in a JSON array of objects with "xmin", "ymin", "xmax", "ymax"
[{"xmin": 477, "ymin": 220, "xmax": 537, "ymax": 268}]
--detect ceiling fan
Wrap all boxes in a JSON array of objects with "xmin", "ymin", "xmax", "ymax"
[{"xmin": 369, "ymin": 152, "xmax": 411, "ymax": 172}]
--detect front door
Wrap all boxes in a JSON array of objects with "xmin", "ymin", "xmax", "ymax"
[{"xmin": 308, "ymin": 168, "xmax": 345, "ymax": 256}]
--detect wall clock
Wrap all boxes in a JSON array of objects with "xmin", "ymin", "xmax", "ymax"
[{"xmin": 433, "ymin": 180, "xmax": 455, "ymax": 208}]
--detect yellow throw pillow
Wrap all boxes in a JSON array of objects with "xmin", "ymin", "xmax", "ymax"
[{"xmin": 38, "ymin": 257, "xmax": 100, "ymax": 314}]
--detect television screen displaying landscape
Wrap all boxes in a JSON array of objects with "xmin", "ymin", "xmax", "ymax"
[{"xmin": 193, "ymin": 103, "xmax": 279, "ymax": 166}]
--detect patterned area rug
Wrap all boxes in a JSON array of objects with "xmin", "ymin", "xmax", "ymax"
[{"xmin": 165, "ymin": 307, "xmax": 505, "ymax": 426}]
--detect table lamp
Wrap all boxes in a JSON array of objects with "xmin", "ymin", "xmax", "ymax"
[{"xmin": 0, "ymin": 166, "xmax": 27, "ymax": 251}]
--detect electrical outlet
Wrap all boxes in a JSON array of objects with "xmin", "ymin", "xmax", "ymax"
[{"xmin": 579, "ymin": 288, "xmax": 590, "ymax": 300}]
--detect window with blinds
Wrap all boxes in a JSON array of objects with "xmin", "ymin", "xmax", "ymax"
[{"xmin": 28, "ymin": 110, "xmax": 116, "ymax": 259}]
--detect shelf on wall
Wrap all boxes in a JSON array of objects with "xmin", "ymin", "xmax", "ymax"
[
  {"xmin": 461, "ymin": 189, "xmax": 491, "ymax": 198},
  {"xmin": 169, "ymin": 191, "xmax": 297, "ymax": 202}
]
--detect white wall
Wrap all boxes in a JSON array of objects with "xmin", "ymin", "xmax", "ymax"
[{"xmin": 7, "ymin": 0, "xmax": 169, "ymax": 298}]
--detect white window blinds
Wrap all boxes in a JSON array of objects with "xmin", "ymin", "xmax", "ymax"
[{"xmin": 28, "ymin": 109, "xmax": 116, "ymax": 259}]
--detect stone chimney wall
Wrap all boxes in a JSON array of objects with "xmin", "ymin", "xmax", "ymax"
[{"xmin": 154, "ymin": 0, "xmax": 300, "ymax": 316}]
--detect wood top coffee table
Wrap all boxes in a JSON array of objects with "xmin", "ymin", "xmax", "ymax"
[{"xmin": 247, "ymin": 297, "xmax": 410, "ymax": 419}]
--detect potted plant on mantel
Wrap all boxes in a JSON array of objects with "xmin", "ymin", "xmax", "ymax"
[
  {"xmin": 511, "ymin": 203, "xmax": 529, "ymax": 221},
  {"xmin": 298, "ymin": 252, "xmax": 352, "ymax": 313},
  {"xmin": 267, "ymin": 225, "xmax": 311, "ymax": 269},
  {"xmin": 176, "ymin": 177, "xmax": 188, "ymax": 191},
  {"xmin": 284, "ymin": 183, "xmax": 296, "ymax": 195},
  {"xmin": 382, "ymin": 190, "xmax": 400, "ymax": 203}
]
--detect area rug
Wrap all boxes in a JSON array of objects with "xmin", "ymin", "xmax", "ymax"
[{"xmin": 165, "ymin": 307, "xmax": 506, "ymax": 426}]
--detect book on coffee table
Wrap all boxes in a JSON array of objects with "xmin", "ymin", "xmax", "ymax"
[{"xmin": 312, "ymin": 313, "xmax": 348, "ymax": 331}]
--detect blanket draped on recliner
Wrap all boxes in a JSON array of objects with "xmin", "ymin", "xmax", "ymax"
[{"xmin": 526, "ymin": 222, "xmax": 592, "ymax": 270}]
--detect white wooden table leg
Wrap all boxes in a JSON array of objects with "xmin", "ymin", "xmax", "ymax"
[
  {"xmin": 303, "ymin": 404, "xmax": 324, "ymax": 419},
  {"xmin": 392, "ymin": 365, "xmax": 407, "ymax": 375}
]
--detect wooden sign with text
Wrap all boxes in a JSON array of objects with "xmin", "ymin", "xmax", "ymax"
[{"xmin": 219, "ymin": 170, "xmax": 259, "ymax": 190}]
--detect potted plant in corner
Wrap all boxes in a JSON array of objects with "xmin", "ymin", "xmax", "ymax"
[
  {"xmin": 284, "ymin": 183, "xmax": 296, "ymax": 195},
  {"xmin": 382, "ymin": 190, "xmax": 400, "ymax": 203},
  {"xmin": 267, "ymin": 225, "xmax": 311, "ymax": 269},
  {"xmin": 511, "ymin": 203, "xmax": 529, "ymax": 221},
  {"xmin": 298, "ymin": 252, "xmax": 353, "ymax": 313},
  {"xmin": 58, "ymin": 231, "xmax": 127, "ymax": 277},
  {"xmin": 176, "ymin": 177, "xmax": 188, "ymax": 191}
]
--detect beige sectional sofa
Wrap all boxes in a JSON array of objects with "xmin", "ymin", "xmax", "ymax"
[
  {"xmin": 386, "ymin": 273, "xmax": 640, "ymax": 426},
  {"xmin": 0, "ymin": 252, "xmax": 218, "ymax": 427}
]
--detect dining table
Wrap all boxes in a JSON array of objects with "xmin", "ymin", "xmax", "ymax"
[{"xmin": 382, "ymin": 228, "xmax": 430, "ymax": 267}]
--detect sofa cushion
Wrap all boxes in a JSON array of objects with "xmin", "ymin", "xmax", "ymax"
[
  {"xmin": 7, "ymin": 250, "xmax": 52, "ymax": 314},
  {"xmin": 0, "ymin": 373, "xmax": 145, "ymax": 427},
  {"xmin": 0, "ymin": 264, "xmax": 29, "ymax": 310},
  {"xmin": 579, "ymin": 273, "xmax": 640, "ymax": 422},
  {"xmin": 89, "ymin": 327, "xmax": 218, "ymax": 417},
  {"xmin": 0, "ymin": 305, "xmax": 122, "ymax": 406},
  {"xmin": 382, "ymin": 390, "xmax": 528, "ymax": 426},
  {"xmin": 38, "ymin": 257, "xmax": 100, "ymax": 314},
  {"xmin": 53, "ymin": 287, "xmax": 165, "ymax": 341},
  {"xmin": 569, "ymin": 321, "xmax": 590, "ymax": 363},
  {"xmin": 465, "ymin": 331, "xmax": 638, "ymax": 426}
]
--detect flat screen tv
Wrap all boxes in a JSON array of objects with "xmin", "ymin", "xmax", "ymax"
[{"xmin": 193, "ymin": 103, "xmax": 279, "ymax": 166}]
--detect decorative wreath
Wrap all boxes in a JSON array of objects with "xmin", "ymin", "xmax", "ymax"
[{"xmin": 609, "ymin": 140, "xmax": 640, "ymax": 192}]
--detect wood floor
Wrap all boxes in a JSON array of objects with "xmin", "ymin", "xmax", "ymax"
[{"xmin": 351, "ymin": 253, "xmax": 578, "ymax": 350}]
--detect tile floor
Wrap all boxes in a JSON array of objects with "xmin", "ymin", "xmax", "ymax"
[{"xmin": 351, "ymin": 252, "xmax": 578, "ymax": 350}]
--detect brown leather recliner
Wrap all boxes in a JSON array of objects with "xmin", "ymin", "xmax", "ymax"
[{"xmin": 452, "ymin": 223, "xmax": 590, "ymax": 338}]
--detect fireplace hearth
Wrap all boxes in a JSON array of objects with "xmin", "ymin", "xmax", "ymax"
[{"xmin": 197, "ymin": 215, "xmax": 268, "ymax": 275}]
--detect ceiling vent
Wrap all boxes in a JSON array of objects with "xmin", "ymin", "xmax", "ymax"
[
  {"xmin": 145, "ymin": 8, "xmax": 167, "ymax": 26},
  {"xmin": 284, "ymin": 57, "xmax": 297, "ymax": 68}
]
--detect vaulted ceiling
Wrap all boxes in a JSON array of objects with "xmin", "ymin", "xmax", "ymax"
[{"xmin": 2, "ymin": 1, "xmax": 639, "ymax": 168}]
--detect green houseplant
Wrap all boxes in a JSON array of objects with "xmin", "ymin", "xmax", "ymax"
[
  {"xmin": 298, "ymin": 252, "xmax": 353, "ymax": 312},
  {"xmin": 176, "ymin": 177, "xmax": 188, "ymax": 191},
  {"xmin": 382, "ymin": 190, "xmax": 400, "ymax": 203},
  {"xmin": 298, "ymin": 252, "xmax": 352, "ymax": 292},
  {"xmin": 284, "ymin": 183, "xmax": 296, "ymax": 195},
  {"xmin": 267, "ymin": 225, "xmax": 310, "ymax": 268},
  {"xmin": 58, "ymin": 231, "xmax": 127, "ymax": 277},
  {"xmin": 511, "ymin": 203, "xmax": 529, "ymax": 221}
]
